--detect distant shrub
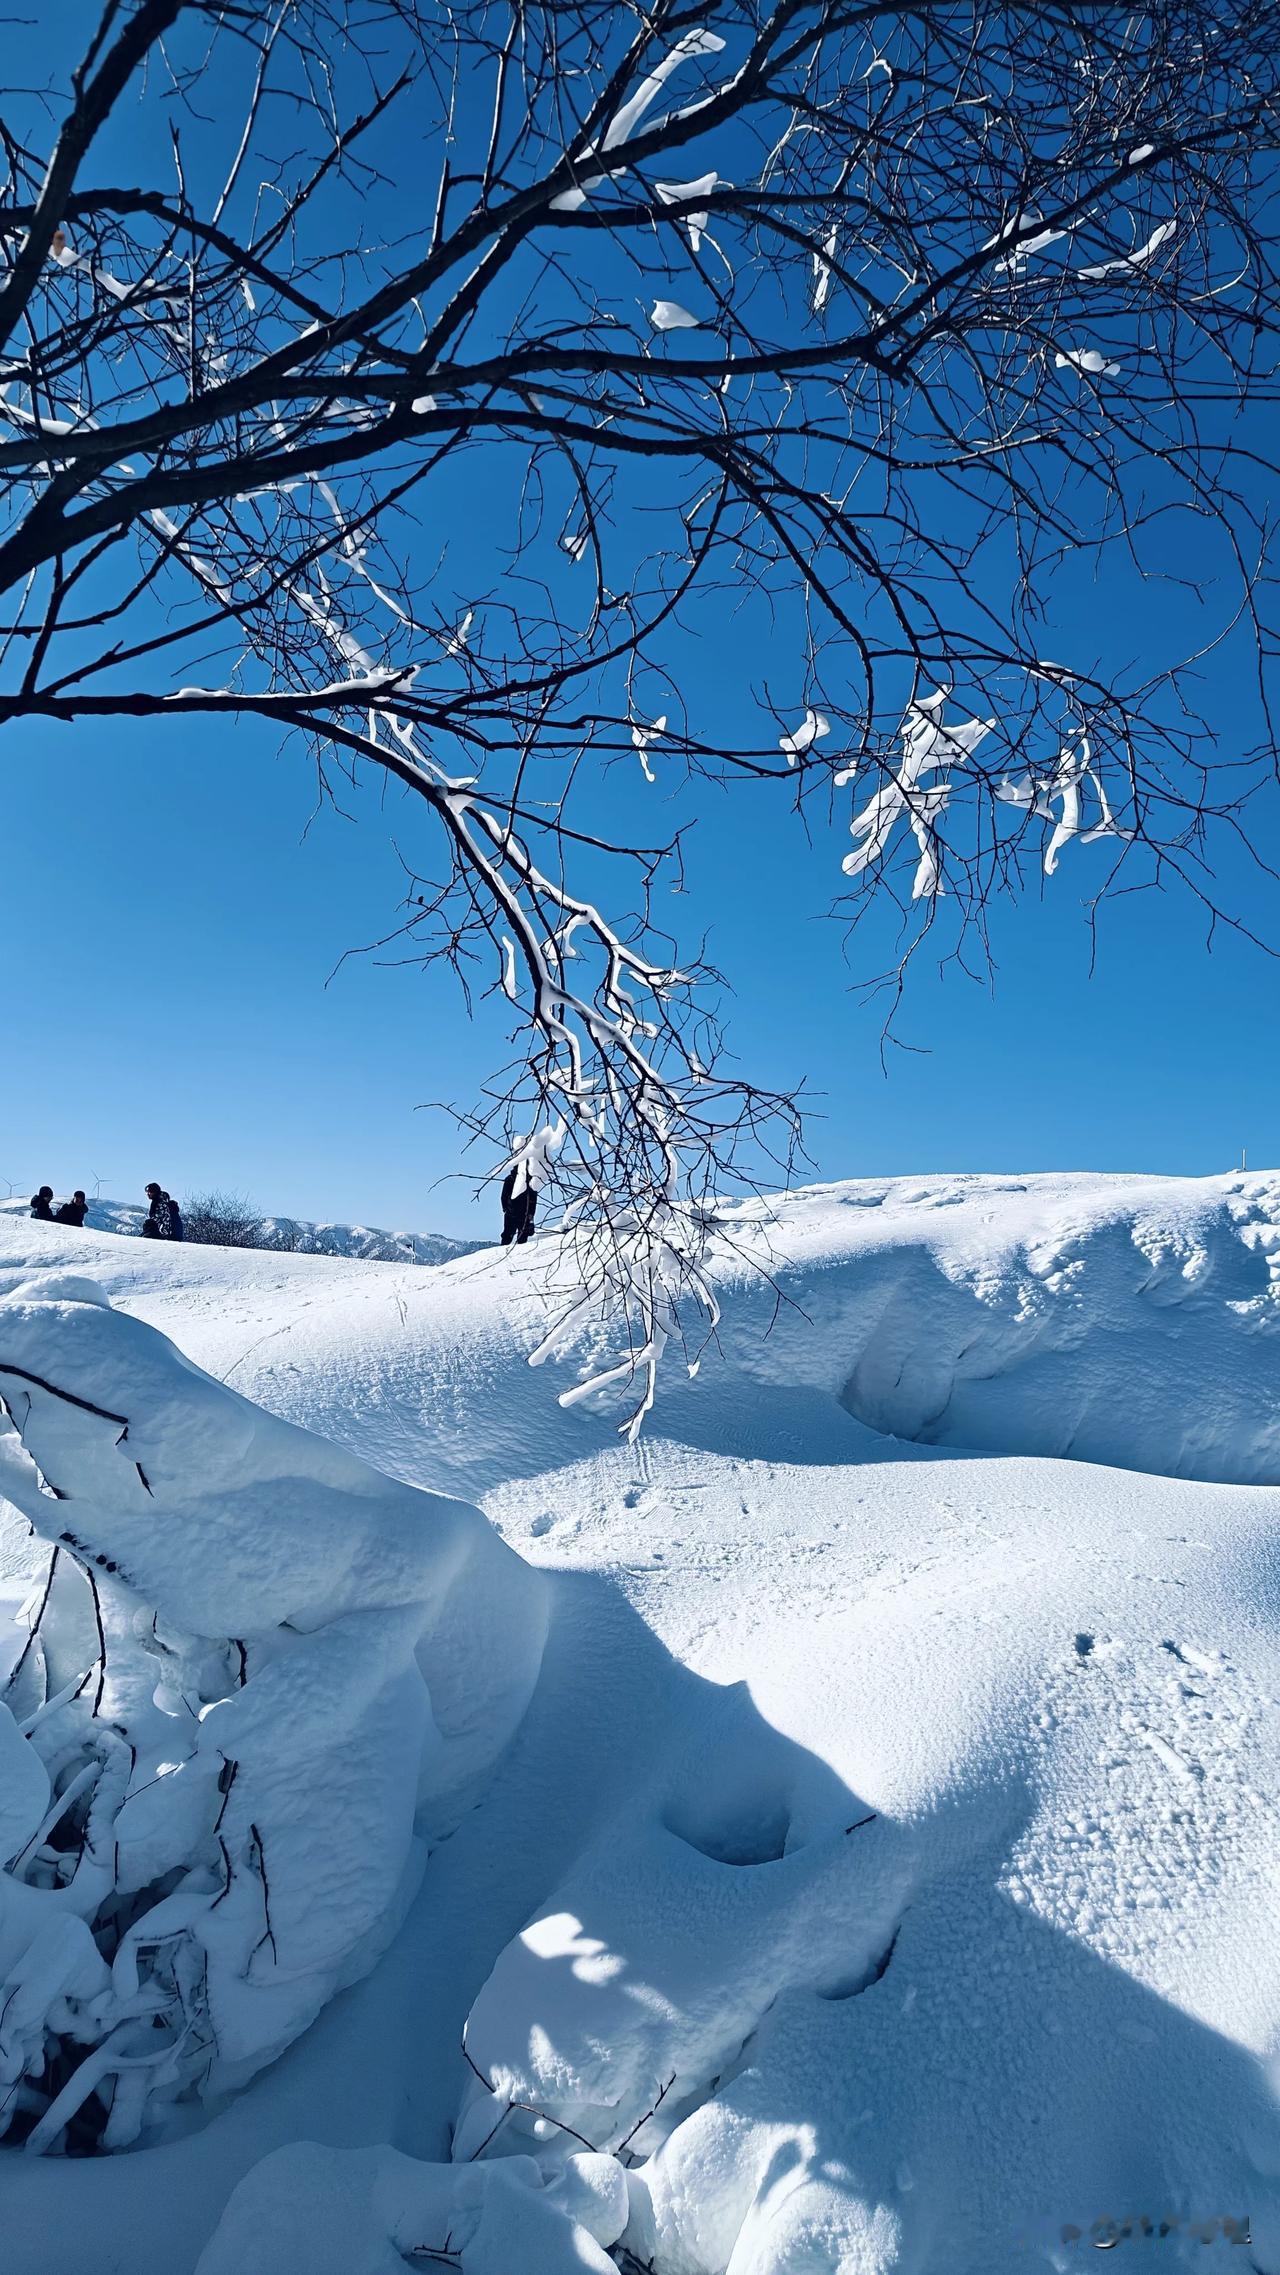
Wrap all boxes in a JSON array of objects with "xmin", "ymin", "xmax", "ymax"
[{"xmin": 182, "ymin": 1190, "xmax": 266, "ymax": 1249}]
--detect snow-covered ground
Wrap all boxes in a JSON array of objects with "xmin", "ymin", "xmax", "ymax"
[{"xmin": 1, "ymin": 1170, "xmax": 1278, "ymax": 2274}]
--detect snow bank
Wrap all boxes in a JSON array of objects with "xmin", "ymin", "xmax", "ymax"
[
  {"xmin": 452, "ymin": 1455, "xmax": 1280, "ymax": 2275},
  {"xmin": 5, "ymin": 1174, "xmax": 1280, "ymax": 2274},
  {"xmin": 202, "ymin": 1421, "xmax": 1280, "ymax": 2275},
  {"xmin": 195, "ymin": 2140, "xmax": 628, "ymax": 2274},
  {"xmin": 703, "ymin": 1172, "xmax": 1280, "ymax": 1486},
  {"xmin": 0, "ymin": 1274, "xmax": 545, "ymax": 2151},
  {"xmin": 9, "ymin": 1170, "xmax": 1280, "ymax": 1490}
]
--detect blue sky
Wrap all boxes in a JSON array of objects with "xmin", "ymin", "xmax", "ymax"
[
  {"xmin": 6, "ymin": 673, "xmax": 1276, "ymax": 1239},
  {"xmin": 4, "ymin": 10, "xmax": 1278, "ymax": 1237}
]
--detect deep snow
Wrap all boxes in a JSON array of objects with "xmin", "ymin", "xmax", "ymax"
[{"xmin": 0, "ymin": 1171, "xmax": 1278, "ymax": 2274}]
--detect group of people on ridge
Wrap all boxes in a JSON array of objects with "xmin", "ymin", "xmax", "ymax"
[
  {"xmin": 28, "ymin": 1186, "xmax": 89, "ymax": 1227},
  {"xmin": 30, "ymin": 1134, "xmax": 559, "ymax": 1250},
  {"xmin": 30, "ymin": 1181, "xmax": 184, "ymax": 1240}
]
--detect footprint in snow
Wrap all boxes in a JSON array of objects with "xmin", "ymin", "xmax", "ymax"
[
  {"xmin": 1138, "ymin": 1725, "xmax": 1204, "ymax": 1786},
  {"xmin": 1162, "ymin": 1638, "xmax": 1222, "ymax": 1677}
]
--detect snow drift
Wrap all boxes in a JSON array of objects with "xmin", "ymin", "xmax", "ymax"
[
  {"xmin": 454, "ymin": 1487, "xmax": 1280, "ymax": 2275},
  {"xmin": 706, "ymin": 1171, "xmax": 1280, "ymax": 1486},
  {"xmin": 9, "ymin": 1169, "xmax": 1280, "ymax": 1491},
  {"xmin": 0, "ymin": 1273, "xmax": 545, "ymax": 2152},
  {"xmin": 2, "ymin": 1173, "xmax": 1280, "ymax": 2275}
]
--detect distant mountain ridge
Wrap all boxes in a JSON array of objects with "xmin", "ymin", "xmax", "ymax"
[{"xmin": 0, "ymin": 1195, "xmax": 481, "ymax": 1267}]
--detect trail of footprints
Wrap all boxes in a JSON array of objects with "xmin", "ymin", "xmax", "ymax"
[{"xmin": 1020, "ymin": 1624, "xmax": 1267, "ymax": 1969}]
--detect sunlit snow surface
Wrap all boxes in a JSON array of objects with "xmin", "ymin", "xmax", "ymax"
[{"xmin": 1, "ymin": 1171, "xmax": 1279, "ymax": 2274}]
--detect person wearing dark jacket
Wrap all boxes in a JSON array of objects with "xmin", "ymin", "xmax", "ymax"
[
  {"xmin": 55, "ymin": 1191, "xmax": 89, "ymax": 1227},
  {"xmin": 497, "ymin": 1127, "xmax": 560, "ymax": 1247},
  {"xmin": 144, "ymin": 1181, "xmax": 178, "ymax": 1239},
  {"xmin": 500, "ymin": 1164, "xmax": 538, "ymax": 1246},
  {"xmin": 166, "ymin": 1193, "xmax": 184, "ymax": 1243},
  {"xmin": 30, "ymin": 1187, "xmax": 54, "ymax": 1222}
]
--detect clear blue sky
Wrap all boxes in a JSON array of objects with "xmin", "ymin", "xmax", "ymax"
[
  {"xmin": 6, "ymin": 673, "xmax": 1277, "ymax": 1239},
  {"xmin": 4, "ymin": 10, "xmax": 1278, "ymax": 1237}
]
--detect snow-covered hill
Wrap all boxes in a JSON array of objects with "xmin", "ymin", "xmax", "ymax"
[
  {"xmin": 0, "ymin": 1194, "xmax": 480, "ymax": 1267},
  {"xmin": 1, "ymin": 1171, "xmax": 1278, "ymax": 2275},
  {"xmin": 12, "ymin": 1165, "xmax": 1276, "ymax": 1491},
  {"xmin": 254, "ymin": 1214, "xmax": 481, "ymax": 1267}
]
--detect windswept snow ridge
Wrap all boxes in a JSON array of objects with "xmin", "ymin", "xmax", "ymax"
[
  {"xmin": 12, "ymin": 1169, "xmax": 1280, "ymax": 1489},
  {"xmin": 704, "ymin": 1171, "xmax": 1280, "ymax": 1486}
]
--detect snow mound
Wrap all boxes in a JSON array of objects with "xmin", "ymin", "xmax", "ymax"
[
  {"xmin": 3, "ymin": 1173, "xmax": 1280, "ymax": 2273},
  {"xmin": 449, "ymin": 1486, "xmax": 1280, "ymax": 2275},
  {"xmin": 0, "ymin": 1275, "xmax": 545, "ymax": 2150},
  {"xmin": 197, "ymin": 1436, "xmax": 1280, "ymax": 2275},
  {"xmin": 702, "ymin": 1172, "xmax": 1280, "ymax": 1485},
  {"xmin": 196, "ymin": 2141, "xmax": 628, "ymax": 2275},
  {"xmin": 8, "ymin": 1170, "xmax": 1280, "ymax": 1489}
]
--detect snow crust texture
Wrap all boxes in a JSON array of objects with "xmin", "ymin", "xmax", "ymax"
[{"xmin": 1, "ymin": 1172, "xmax": 1280, "ymax": 2275}]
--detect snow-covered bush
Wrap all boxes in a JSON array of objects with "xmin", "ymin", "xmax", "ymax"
[
  {"xmin": 181, "ymin": 1192, "xmax": 266, "ymax": 1250},
  {"xmin": 0, "ymin": 1274, "xmax": 546, "ymax": 2154}
]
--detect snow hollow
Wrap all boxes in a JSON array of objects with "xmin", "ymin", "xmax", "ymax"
[{"xmin": 0, "ymin": 1170, "xmax": 1278, "ymax": 2275}]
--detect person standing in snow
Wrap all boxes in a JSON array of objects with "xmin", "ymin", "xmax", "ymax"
[
  {"xmin": 144, "ymin": 1182, "xmax": 182, "ymax": 1240},
  {"xmin": 498, "ymin": 1125, "xmax": 561, "ymax": 1247},
  {"xmin": 29, "ymin": 1186, "xmax": 54, "ymax": 1221},
  {"xmin": 54, "ymin": 1190, "xmax": 89, "ymax": 1227},
  {"xmin": 500, "ymin": 1162, "xmax": 538, "ymax": 1246}
]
